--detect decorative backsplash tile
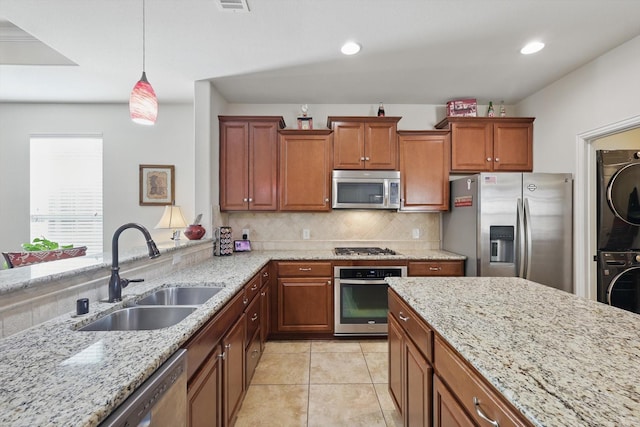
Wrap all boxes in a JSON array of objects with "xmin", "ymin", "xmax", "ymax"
[{"xmin": 227, "ymin": 211, "xmax": 440, "ymax": 250}]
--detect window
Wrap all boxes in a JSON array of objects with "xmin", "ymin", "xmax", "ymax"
[{"xmin": 30, "ymin": 135, "xmax": 103, "ymax": 254}]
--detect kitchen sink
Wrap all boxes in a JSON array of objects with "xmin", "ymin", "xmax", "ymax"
[
  {"xmin": 136, "ymin": 286, "xmax": 223, "ymax": 306},
  {"xmin": 79, "ymin": 306, "xmax": 197, "ymax": 331}
]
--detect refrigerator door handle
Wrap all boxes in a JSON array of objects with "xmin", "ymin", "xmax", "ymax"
[
  {"xmin": 517, "ymin": 198, "xmax": 526, "ymax": 278},
  {"xmin": 523, "ymin": 198, "xmax": 533, "ymax": 280}
]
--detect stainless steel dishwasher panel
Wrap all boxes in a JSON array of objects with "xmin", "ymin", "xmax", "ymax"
[{"xmin": 100, "ymin": 349, "xmax": 187, "ymax": 427}]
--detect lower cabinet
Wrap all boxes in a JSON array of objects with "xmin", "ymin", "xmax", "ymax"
[
  {"xmin": 388, "ymin": 290, "xmax": 434, "ymax": 426},
  {"xmin": 273, "ymin": 261, "xmax": 333, "ymax": 335},
  {"xmin": 433, "ymin": 375, "xmax": 474, "ymax": 427},
  {"xmin": 187, "ymin": 344, "xmax": 223, "ymax": 427},
  {"xmin": 223, "ymin": 313, "xmax": 246, "ymax": 427}
]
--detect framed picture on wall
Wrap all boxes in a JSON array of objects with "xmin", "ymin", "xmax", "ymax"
[{"xmin": 139, "ymin": 164, "xmax": 175, "ymax": 206}]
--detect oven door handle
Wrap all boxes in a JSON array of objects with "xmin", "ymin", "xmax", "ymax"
[{"xmin": 336, "ymin": 279, "xmax": 389, "ymax": 285}]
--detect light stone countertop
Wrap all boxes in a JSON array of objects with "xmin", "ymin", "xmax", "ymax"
[
  {"xmin": 0, "ymin": 249, "xmax": 462, "ymax": 427},
  {"xmin": 387, "ymin": 276, "xmax": 640, "ymax": 427}
]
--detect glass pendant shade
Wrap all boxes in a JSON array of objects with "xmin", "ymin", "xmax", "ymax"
[{"xmin": 129, "ymin": 71, "xmax": 157, "ymax": 125}]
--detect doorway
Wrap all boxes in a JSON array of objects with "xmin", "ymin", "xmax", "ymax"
[{"xmin": 576, "ymin": 118, "xmax": 640, "ymax": 300}]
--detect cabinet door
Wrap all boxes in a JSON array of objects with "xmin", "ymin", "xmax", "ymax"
[
  {"xmin": 279, "ymin": 132, "xmax": 332, "ymax": 211},
  {"xmin": 492, "ymin": 122, "xmax": 533, "ymax": 172},
  {"xmin": 220, "ymin": 121, "xmax": 249, "ymax": 210},
  {"xmin": 405, "ymin": 336, "xmax": 433, "ymax": 427},
  {"xmin": 451, "ymin": 121, "xmax": 493, "ymax": 172},
  {"xmin": 332, "ymin": 121, "xmax": 365, "ymax": 169},
  {"xmin": 366, "ymin": 121, "xmax": 398, "ymax": 169},
  {"xmin": 433, "ymin": 375, "xmax": 475, "ymax": 427},
  {"xmin": 387, "ymin": 314, "xmax": 404, "ymax": 415},
  {"xmin": 259, "ymin": 283, "xmax": 270, "ymax": 351},
  {"xmin": 277, "ymin": 277, "xmax": 333, "ymax": 333},
  {"xmin": 223, "ymin": 313, "xmax": 246, "ymax": 427},
  {"xmin": 399, "ymin": 132, "xmax": 450, "ymax": 211},
  {"xmin": 188, "ymin": 344, "xmax": 223, "ymax": 427},
  {"xmin": 248, "ymin": 121, "xmax": 279, "ymax": 210}
]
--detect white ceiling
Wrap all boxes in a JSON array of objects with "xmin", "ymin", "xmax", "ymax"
[{"xmin": 1, "ymin": 0, "xmax": 640, "ymax": 105}]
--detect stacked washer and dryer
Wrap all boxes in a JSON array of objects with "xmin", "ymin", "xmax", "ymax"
[{"xmin": 597, "ymin": 150, "xmax": 640, "ymax": 314}]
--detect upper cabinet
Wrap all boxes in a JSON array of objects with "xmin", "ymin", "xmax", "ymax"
[
  {"xmin": 328, "ymin": 116, "xmax": 401, "ymax": 170},
  {"xmin": 435, "ymin": 117, "xmax": 534, "ymax": 173},
  {"xmin": 219, "ymin": 116, "xmax": 285, "ymax": 211},
  {"xmin": 398, "ymin": 130, "xmax": 450, "ymax": 211},
  {"xmin": 278, "ymin": 129, "xmax": 333, "ymax": 211}
]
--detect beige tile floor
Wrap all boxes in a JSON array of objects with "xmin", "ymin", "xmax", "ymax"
[{"xmin": 235, "ymin": 340, "xmax": 403, "ymax": 427}]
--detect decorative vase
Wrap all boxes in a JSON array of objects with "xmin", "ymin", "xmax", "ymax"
[{"xmin": 184, "ymin": 224, "xmax": 206, "ymax": 240}]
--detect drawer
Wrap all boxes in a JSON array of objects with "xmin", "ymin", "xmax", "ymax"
[
  {"xmin": 434, "ymin": 336, "xmax": 531, "ymax": 427},
  {"xmin": 245, "ymin": 293, "xmax": 261, "ymax": 345},
  {"xmin": 277, "ymin": 261, "xmax": 332, "ymax": 277},
  {"xmin": 244, "ymin": 274, "xmax": 261, "ymax": 305},
  {"xmin": 408, "ymin": 260, "xmax": 464, "ymax": 276},
  {"xmin": 184, "ymin": 290, "xmax": 244, "ymax": 382},
  {"xmin": 388, "ymin": 289, "xmax": 433, "ymax": 363}
]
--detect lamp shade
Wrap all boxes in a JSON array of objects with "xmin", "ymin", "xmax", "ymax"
[
  {"xmin": 155, "ymin": 205, "xmax": 188, "ymax": 230},
  {"xmin": 129, "ymin": 71, "xmax": 158, "ymax": 125}
]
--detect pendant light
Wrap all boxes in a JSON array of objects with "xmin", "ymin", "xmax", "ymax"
[{"xmin": 129, "ymin": 0, "xmax": 158, "ymax": 125}]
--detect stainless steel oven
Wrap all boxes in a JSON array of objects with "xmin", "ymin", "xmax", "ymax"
[{"xmin": 334, "ymin": 265, "xmax": 407, "ymax": 336}]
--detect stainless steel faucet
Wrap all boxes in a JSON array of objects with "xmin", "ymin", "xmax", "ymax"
[{"xmin": 108, "ymin": 223, "xmax": 161, "ymax": 303}]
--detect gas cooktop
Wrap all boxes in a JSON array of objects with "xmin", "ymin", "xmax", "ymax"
[{"xmin": 334, "ymin": 247, "xmax": 398, "ymax": 256}]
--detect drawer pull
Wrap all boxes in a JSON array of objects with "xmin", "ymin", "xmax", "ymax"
[
  {"xmin": 299, "ymin": 267, "xmax": 312, "ymax": 271},
  {"xmin": 260, "ymin": 291, "xmax": 266, "ymax": 296},
  {"xmin": 243, "ymin": 297, "xmax": 249, "ymax": 305},
  {"xmin": 263, "ymin": 271, "xmax": 269, "ymax": 277},
  {"xmin": 251, "ymin": 313, "xmax": 259, "ymax": 322},
  {"xmin": 217, "ymin": 351, "xmax": 226, "ymax": 360},
  {"xmin": 251, "ymin": 349, "xmax": 260, "ymax": 359},
  {"xmin": 429, "ymin": 266, "xmax": 442, "ymax": 271},
  {"xmin": 225, "ymin": 343, "xmax": 231, "ymax": 350},
  {"xmin": 251, "ymin": 283, "xmax": 258, "ymax": 291},
  {"xmin": 473, "ymin": 397, "xmax": 499, "ymax": 427},
  {"xmin": 398, "ymin": 312, "xmax": 410, "ymax": 322}
]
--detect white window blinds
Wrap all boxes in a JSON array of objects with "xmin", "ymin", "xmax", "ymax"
[{"xmin": 30, "ymin": 136, "xmax": 103, "ymax": 255}]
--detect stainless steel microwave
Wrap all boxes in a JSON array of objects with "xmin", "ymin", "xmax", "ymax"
[{"xmin": 332, "ymin": 170, "xmax": 400, "ymax": 209}]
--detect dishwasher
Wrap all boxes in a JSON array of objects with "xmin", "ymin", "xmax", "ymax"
[{"xmin": 100, "ymin": 349, "xmax": 187, "ymax": 427}]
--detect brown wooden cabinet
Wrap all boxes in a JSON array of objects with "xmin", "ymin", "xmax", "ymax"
[
  {"xmin": 433, "ymin": 375, "xmax": 475, "ymax": 427},
  {"xmin": 187, "ymin": 344, "xmax": 222, "ymax": 427},
  {"xmin": 219, "ymin": 116, "xmax": 285, "ymax": 211},
  {"xmin": 223, "ymin": 313, "xmax": 246, "ymax": 427},
  {"xmin": 328, "ymin": 116, "xmax": 401, "ymax": 170},
  {"xmin": 259, "ymin": 268, "xmax": 271, "ymax": 352},
  {"xmin": 408, "ymin": 260, "xmax": 464, "ymax": 277},
  {"xmin": 398, "ymin": 130, "xmax": 451, "ymax": 211},
  {"xmin": 274, "ymin": 261, "xmax": 333, "ymax": 335},
  {"xmin": 278, "ymin": 129, "xmax": 333, "ymax": 211},
  {"xmin": 435, "ymin": 117, "xmax": 534, "ymax": 173},
  {"xmin": 388, "ymin": 289, "xmax": 434, "ymax": 426}
]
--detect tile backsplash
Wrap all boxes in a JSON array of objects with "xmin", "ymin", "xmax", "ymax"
[{"xmin": 228, "ymin": 211, "xmax": 440, "ymax": 250}]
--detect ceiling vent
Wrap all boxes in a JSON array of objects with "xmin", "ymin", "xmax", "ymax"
[{"xmin": 216, "ymin": 0, "xmax": 250, "ymax": 12}]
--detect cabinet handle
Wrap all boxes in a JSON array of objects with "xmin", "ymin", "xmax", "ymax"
[
  {"xmin": 217, "ymin": 351, "xmax": 226, "ymax": 360},
  {"xmin": 251, "ymin": 349, "xmax": 260, "ymax": 359},
  {"xmin": 299, "ymin": 267, "xmax": 312, "ymax": 271},
  {"xmin": 429, "ymin": 266, "xmax": 442, "ymax": 271},
  {"xmin": 495, "ymin": 158, "xmax": 500, "ymax": 162},
  {"xmin": 263, "ymin": 271, "xmax": 269, "ymax": 277},
  {"xmin": 248, "ymin": 198, "xmax": 253, "ymax": 202},
  {"xmin": 398, "ymin": 311, "xmax": 409, "ymax": 322},
  {"xmin": 360, "ymin": 157, "xmax": 366, "ymax": 161},
  {"xmin": 243, "ymin": 198, "xmax": 248, "ymax": 202},
  {"xmin": 327, "ymin": 280, "xmax": 331, "ymax": 286},
  {"xmin": 261, "ymin": 291, "xmax": 266, "ymax": 296},
  {"xmin": 225, "ymin": 343, "xmax": 231, "ymax": 350},
  {"xmin": 365, "ymin": 156, "xmax": 370, "ymax": 161},
  {"xmin": 473, "ymin": 397, "xmax": 500, "ymax": 427},
  {"xmin": 243, "ymin": 297, "xmax": 249, "ymax": 305},
  {"xmin": 325, "ymin": 198, "xmax": 329, "ymax": 203},
  {"xmin": 251, "ymin": 313, "xmax": 259, "ymax": 322},
  {"xmin": 486, "ymin": 157, "xmax": 492, "ymax": 162},
  {"xmin": 251, "ymin": 283, "xmax": 258, "ymax": 291}
]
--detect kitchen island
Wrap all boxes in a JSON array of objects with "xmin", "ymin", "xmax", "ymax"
[
  {"xmin": 0, "ymin": 248, "xmax": 462, "ymax": 426},
  {"xmin": 387, "ymin": 276, "xmax": 640, "ymax": 427}
]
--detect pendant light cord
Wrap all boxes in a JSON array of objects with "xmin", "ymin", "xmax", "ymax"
[{"xmin": 142, "ymin": 0, "xmax": 146, "ymax": 72}]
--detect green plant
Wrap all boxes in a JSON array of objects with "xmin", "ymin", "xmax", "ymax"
[{"xmin": 21, "ymin": 237, "xmax": 73, "ymax": 252}]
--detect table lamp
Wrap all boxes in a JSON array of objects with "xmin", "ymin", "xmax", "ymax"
[{"xmin": 155, "ymin": 205, "xmax": 188, "ymax": 241}]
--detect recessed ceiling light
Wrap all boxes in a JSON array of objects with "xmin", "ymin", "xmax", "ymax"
[
  {"xmin": 341, "ymin": 41, "xmax": 361, "ymax": 55},
  {"xmin": 520, "ymin": 41, "xmax": 545, "ymax": 55}
]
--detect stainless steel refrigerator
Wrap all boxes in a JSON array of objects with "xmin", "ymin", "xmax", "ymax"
[{"xmin": 442, "ymin": 173, "xmax": 573, "ymax": 293}]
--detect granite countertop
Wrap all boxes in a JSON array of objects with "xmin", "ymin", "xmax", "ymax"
[
  {"xmin": 387, "ymin": 276, "xmax": 640, "ymax": 427},
  {"xmin": 0, "ymin": 249, "xmax": 462, "ymax": 426}
]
